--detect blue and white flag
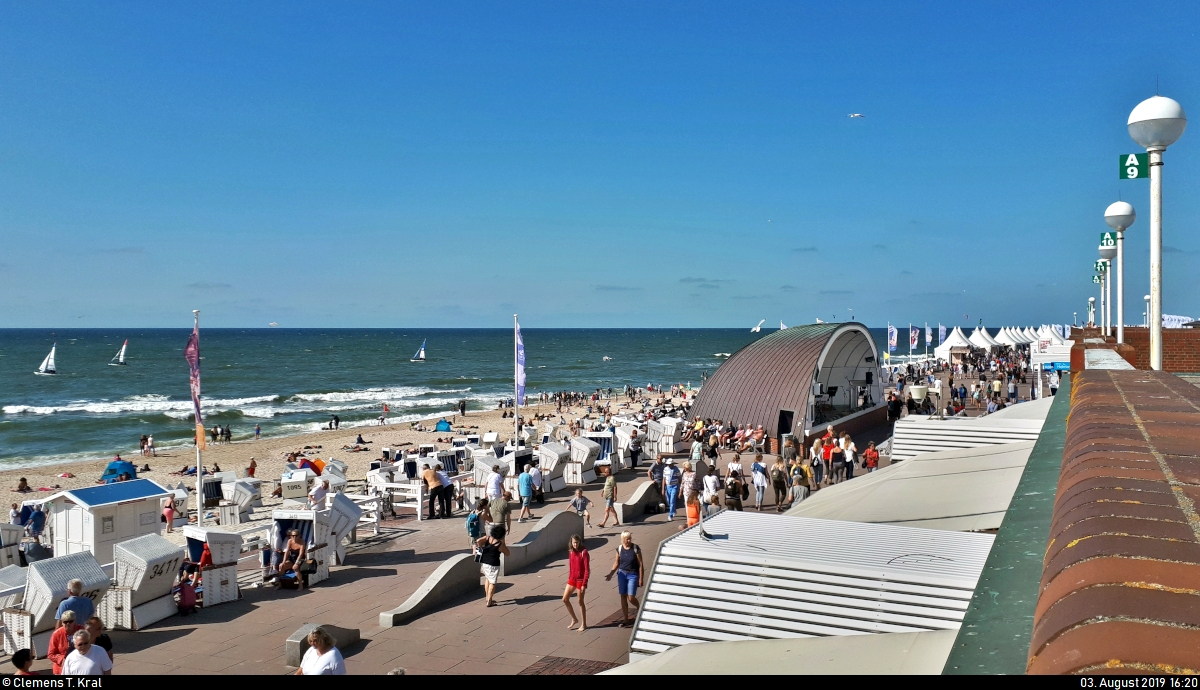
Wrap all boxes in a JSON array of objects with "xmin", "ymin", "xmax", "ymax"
[
  {"xmin": 926, "ymin": 325, "xmax": 933, "ymax": 346},
  {"xmin": 939, "ymin": 324, "xmax": 946, "ymax": 345},
  {"xmin": 515, "ymin": 318, "xmax": 527, "ymax": 405},
  {"xmin": 888, "ymin": 324, "xmax": 897, "ymax": 353}
]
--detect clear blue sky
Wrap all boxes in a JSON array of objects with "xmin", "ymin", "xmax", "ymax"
[{"xmin": 2, "ymin": 1, "xmax": 1199, "ymax": 328}]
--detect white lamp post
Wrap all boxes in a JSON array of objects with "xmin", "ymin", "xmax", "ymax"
[
  {"xmin": 1099, "ymin": 247, "xmax": 1115, "ymax": 337},
  {"xmin": 1129, "ymin": 96, "xmax": 1187, "ymax": 369},
  {"xmin": 1104, "ymin": 201, "xmax": 1135, "ymax": 343},
  {"xmin": 1089, "ymin": 296, "xmax": 1096, "ymax": 327},
  {"xmin": 1145, "ymin": 294, "xmax": 1151, "ymax": 327}
]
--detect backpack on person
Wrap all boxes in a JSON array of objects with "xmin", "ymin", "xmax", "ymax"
[
  {"xmin": 465, "ymin": 511, "xmax": 481, "ymax": 539},
  {"xmin": 770, "ymin": 467, "xmax": 786, "ymax": 485}
]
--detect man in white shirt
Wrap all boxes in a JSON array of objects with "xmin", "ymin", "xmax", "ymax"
[
  {"xmin": 435, "ymin": 464, "xmax": 454, "ymax": 517},
  {"xmin": 61, "ymin": 629, "xmax": 113, "ymax": 676},
  {"xmin": 486, "ymin": 465, "xmax": 504, "ymax": 501},
  {"xmin": 529, "ymin": 464, "xmax": 543, "ymax": 505},
  {"xmin": 308, "ymin": 479, "xmax": 328, "ymax": 508}
]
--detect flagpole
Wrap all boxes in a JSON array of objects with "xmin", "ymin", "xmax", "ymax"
[
  {"xmin": 513, "ymin": 314, "xmax": 519, "ymax": 448},
  {"xmin": 908, "ymin": 323, "xmax": 912, "ymax": 358},
  {"xmin": 194, "ymin": 310, "xmax": 203, "ymax": 527},
  {"xmin": 925, "ymin": 322, "xmax": 928, "ymax": 359}
]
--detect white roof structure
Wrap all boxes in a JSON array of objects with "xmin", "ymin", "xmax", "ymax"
[
  {"xmin": 628, "ymin": 511, "xmax": 994, "ymax": 661},
  {"xmin": 886, "ymin": 397, "xmax": 1051, "ymax": 462},
  {"xmin": 967, "ymin": 326, "xmax": 999, "ymax": 350},
  {"xmin": 786, "ymin": 441, "xmax": 1034, "ymax": 531},
  {"xmin": 1013, "ymin": 327, "xmax": 1034, "ymax": 344},
  {"xmin": 606, "ymin": 630, "xmax": 957, "ymax": 676},
  {"xmin": 933, "ymin": 327, "xmax": 973, "ymax": 360},
  {"xmin": 992, "ymin": 328, "xmax": 1019, "ymax": 348}
]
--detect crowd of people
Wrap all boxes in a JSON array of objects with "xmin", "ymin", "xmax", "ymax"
[{"xmin": 884, "ymin": 348, "xmax": 1052, "ymax": 421}]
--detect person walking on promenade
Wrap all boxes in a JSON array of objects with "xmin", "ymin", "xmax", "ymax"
[
  {"xmin": 598, "ymin": 466, "xmax": 619, "ymax": 528},
  {"xmin": 563, "ymin": 534, "xmax": 590, "ymax": 632},
  {"xmin": 296, "ymin": 626, "xmax": 347, "ymax": 675},
  {"xmin": 628, "ymin": 429, "xmax": 642, "ymax": 467},
  {"xmin": 842, "ymin": 433, "xmax": 858, "ymax": 481},
  {"xmin": 662, "ymin": 459, "xmax": 682, "ymax": 520},
  {"xmin": 517, "ymin": 464, "xmax": 536, "ymax": 523},
  {"xmin": 477, "ymin": 525, "xmax": 510, "ymax": 607},
  {"xmin": 863, "ymin": 441, "xmax": 880, "ymax": 472},
  {"xmin": 770, "ymin": 457, "xmax": 789, "ymax": 511},
  {"xmin": 647, "ymin": 456, "xmax": 666, "ymax": 499},
  {"xmin": 750, "ymin": 454, "xmax": 768, "ymax": 510},
  {"xmin": 724, "ymin": 470, "xmax": 744, "ymax": 511},
  {"xmin": 489, "ymin": 492, "xmax": 513, "ymax": 536},
  {"xmin": 701, "ymin": 467, "xmax": 721, "ymax": 517},
  {"xmin": 681, "ymin": 461, "xmax": 700, "ymax": 511},
  {"xmin": 605, "ymin": 531, "xmax": 644, "ymax": 628},
  {"xmin": 466, "ymin": 499, "xmax": 490, "ymax": 553}
]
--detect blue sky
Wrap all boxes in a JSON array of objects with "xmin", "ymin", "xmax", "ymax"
[{"xmin": 2, "ymin": 1, "xmax": 1199, "ymax": 328}]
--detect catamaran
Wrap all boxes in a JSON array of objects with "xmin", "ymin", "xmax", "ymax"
[
  {"xmin": 411, "ymin": 338, "xmax": 426, "ymax": 362},
  {"xmin": 35, "ymin": 343, "xmax": 57, "ymax": 375},
  {"xmin": 109, "ymin": 339, "xmax": 128, "ymax": 366}
]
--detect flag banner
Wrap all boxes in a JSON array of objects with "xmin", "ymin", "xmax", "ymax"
[
  {"xmin": 183, "ymin": 321, "xmax": 205, "ymax": 451},
  {"xmin": 888, "ymin": 325, "xmax": 897, "ymax": 353},
  {"xmin": 516, "ymin": 320, "xmax": 527, "ymax": 405},
  {"xmin": 910, "ymin": 326, "xmax": 919, "ymax": 349},
  {"xmin": 939, "ymin": 324, "xmax": 946, "ymax": 345},
  {"xmin": 925, "ymin": 326, "xmax": 933, "ymax": 345}
]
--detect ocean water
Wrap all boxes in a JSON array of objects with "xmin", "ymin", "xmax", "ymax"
[{"xmin": 0, "ymin": 327, "xmax": 901, "ymax": 470}]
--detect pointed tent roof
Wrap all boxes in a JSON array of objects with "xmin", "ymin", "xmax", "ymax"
[
  {"xmin": 969, "ymin": 327, "xmax": 999, "ymax": 349},
  {"xmin": 934, "ymin": 326, "xmax": 974, "ymax": 359},
  {"xmin": 993, "ymin": 328, "xmax": 1019, "ymax": 348}
]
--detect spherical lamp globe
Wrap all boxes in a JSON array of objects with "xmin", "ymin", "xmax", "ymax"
[
  {"xmin": 1099, "ymin": 244, "xmax": 1117, "ymax": 261},
  {"xmin": 1128, "ymin": 96, "xmax": 1187, "ymax": 149},
  {"xmin": 1104, "ymin": 201, "xmax": 1136, "ymax": 231}
]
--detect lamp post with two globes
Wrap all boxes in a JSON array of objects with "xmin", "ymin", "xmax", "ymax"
[{"xmin": 1128, "ymin": 96, "xmax": 1187, "ymax": 369}]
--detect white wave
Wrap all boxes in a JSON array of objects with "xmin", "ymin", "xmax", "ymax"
[
  {"xmin": 2, "ymin": 394, "xmax": 279, "ymax": 416},
  {"xmin": 289, "ymin": 386, "xmax": 473, "ymax": 403}
]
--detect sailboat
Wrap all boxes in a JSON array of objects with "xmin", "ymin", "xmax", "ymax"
[
  {"xmin": 109, "ymin": 339, "xmax": 128, "ymax": 366},
  {"xmin": 751, "ymin": 319, "xmax": 765, "ymax": 333},
  {"xmin": 35, "ymin": 343, "xmax": 57, "ymax": 375},
  {"xmin": 780, "ymin": 321, "xmax": 788, "ymax": 330},
  {"xmin": 411, "ymin": 338, "xmax": 426, "ymax": 362}
]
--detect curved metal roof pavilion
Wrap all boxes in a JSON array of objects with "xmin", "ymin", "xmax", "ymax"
[{"xmin": 690, "ymin": 322, "xmax": 882, "ymax": 439}]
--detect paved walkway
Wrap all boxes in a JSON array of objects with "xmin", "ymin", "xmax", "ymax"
[{"xmin": 22, "ymin": 469, "xmax": 683, "ymax": 675}]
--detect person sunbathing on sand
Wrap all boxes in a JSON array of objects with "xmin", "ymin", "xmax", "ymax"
[{"xmin": 13, "ymin": 478, "xmax": 31, "ymax": 493}]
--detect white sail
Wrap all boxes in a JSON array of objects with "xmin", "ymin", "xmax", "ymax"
[
  {"xmin": 36, "ymin": 344, "xmax": 57, "ymax": 375},
  {"xmin": 780, "ymin": 321, "xmax": 787, "ymax": 330},
  {"xmin": 411, "ymin": 338, "xmax": 426, "ymax": 362},
  {"xmin": 110, "ymin": 339, "xmax": 128, "ymax": 365}
]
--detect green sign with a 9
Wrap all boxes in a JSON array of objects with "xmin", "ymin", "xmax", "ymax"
[
  {"xmin": 1100, "ymin": 232, "xmax": 1117, "ymax": 247},
  {"xmin": 1120, "ymin": 153, "xmax": 1149, "ymax": 179}
]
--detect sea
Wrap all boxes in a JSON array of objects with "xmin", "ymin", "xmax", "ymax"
[{"xmin": 0, "ymin": 327, "xmax": 900, "ymax": 470}]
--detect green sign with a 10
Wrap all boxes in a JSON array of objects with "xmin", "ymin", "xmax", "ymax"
[
  {"xmin": 1100, "ymin": 232, "xmax": 1117, "ymax": 247},
  {"xmin": 1120, "ymin": 153, "xmax": 1149, "ymax": 179}
]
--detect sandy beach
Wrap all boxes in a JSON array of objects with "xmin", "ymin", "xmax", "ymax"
[{"xmin": 0, "ymin": 399, "xmax": 654, "ymax": 505}]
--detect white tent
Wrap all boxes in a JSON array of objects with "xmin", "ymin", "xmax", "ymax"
[
  {"xmin": 968, "ymin": 326, "xmax": 999, "ymax": 350},
  {"xmin": 933, "ymin": 326, "xmax": 974, "ymax": 360},
  {"xmin": 993, "ymin": 328, "xmax": 1019, "ymax": 348}
]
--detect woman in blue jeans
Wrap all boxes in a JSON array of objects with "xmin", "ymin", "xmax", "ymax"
[{"xmin": 605, "ymin": 531, "xmax": 644, "ymax": 628}]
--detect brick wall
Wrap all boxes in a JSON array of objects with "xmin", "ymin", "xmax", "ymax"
[{"xmin": 1121, "ymin": 327, "xmax": 1200, "ymax": 372}]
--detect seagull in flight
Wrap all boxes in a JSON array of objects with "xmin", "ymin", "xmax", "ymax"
[{"xmin": 848, "ymin": 113, "xmax": 865, "ymax": 118}]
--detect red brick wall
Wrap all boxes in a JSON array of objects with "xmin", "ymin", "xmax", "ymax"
[{"xmin": 1121, "ymin": 327, "xmax": 1200, "ymax": 372}]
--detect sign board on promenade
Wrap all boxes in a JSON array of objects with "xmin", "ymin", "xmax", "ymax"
[
  {"xmin": 1100, "ymin": 232, "xmax": 1116, "ymax": 247},
  {"xmin": 1120, "ymin": 153, "xmax": 1148, "ymax": 179},
  {"xmin": 1042, "ymin": 362, "xmax": 1071, "ymax": 371},
  {"xmin": 1093, "ymin": 275, "xmax": 1102, "ymax": 284}
]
